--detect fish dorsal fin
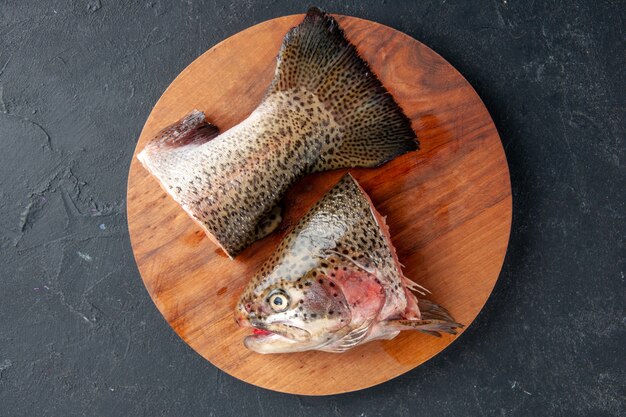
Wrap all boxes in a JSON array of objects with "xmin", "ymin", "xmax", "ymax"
[
  {"xmin": 267, "ymin": 7, "xmax": 418, "ymax": 169},
  {"xmin": 141, "ymin": 110, "xmax": 220, "ymax": 152}
]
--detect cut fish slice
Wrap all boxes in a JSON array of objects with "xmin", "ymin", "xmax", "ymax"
[{"xmin": 138, "ymin": 8, "xmax": 418, "ymax": 257}]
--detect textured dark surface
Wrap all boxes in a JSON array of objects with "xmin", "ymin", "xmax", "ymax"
[{"xmin": 0, "ymin": 0, "xmax": 623, "ymax": 416}]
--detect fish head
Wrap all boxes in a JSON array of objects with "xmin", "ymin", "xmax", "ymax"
[{"xmin": 235, "ymin": 269, "xmax": 353, "ymax": 353}]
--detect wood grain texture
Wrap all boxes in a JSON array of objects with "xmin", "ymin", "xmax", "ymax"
[{"xmin": 127, "ymin": 13, "xmax": 511, "ymax": 395}]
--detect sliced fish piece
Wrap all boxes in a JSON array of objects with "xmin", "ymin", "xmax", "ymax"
[{"xmin": 137, "ymin": 8, "xmax": 418, "ymax": 257}]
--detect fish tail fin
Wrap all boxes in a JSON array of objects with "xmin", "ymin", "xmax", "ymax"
[
  {"xmin": 388, "ymin": 299, "xmax": 463, "ymax": 337},
  {"xmin": 268, "ymin": 7, "xmax": 417, "ymax": 169}
]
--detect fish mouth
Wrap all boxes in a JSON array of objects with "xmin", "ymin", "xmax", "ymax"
[
  {"xmin": 245, "ymin": 321, "xmax": 311, "ymax": 342},
  {"xmin": 242, "ymin": 321, "xmax": 315, "ymax": 353}
]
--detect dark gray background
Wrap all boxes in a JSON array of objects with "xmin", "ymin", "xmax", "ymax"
[{"xmin": 0, "ymin": 1, "xmax": 624, "ymax": 416}]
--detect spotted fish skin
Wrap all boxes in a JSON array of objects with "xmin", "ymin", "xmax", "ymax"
[
  {"xmin": 235, "ymin": 174, "xmax": 462, "ymax": 354},
  {"xmin": 137, "ymin": 8, "xmax": 418, "ymax": 258}
]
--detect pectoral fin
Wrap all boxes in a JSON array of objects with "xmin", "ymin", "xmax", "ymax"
[
  {"xmin": 385, "ymin": 318, "xmax": 463, "ymax": 337},
  {"xmin": 253, "ymin": 205, "xmax": 283, "ymax": 240}
]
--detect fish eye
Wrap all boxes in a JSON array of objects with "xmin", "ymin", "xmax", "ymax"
[{"xmin": 268, "ymin": 290, "xmax": 290, "ymax": 312}]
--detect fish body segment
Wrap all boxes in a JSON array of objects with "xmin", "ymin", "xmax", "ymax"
[{"xmin": 138, "ymin": 8, "xmax": 417, "ymax": 257}]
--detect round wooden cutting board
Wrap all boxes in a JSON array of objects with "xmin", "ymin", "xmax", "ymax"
[{"xmin": 127, "ymin": 12, "xmax": 511, "ymax": 395}]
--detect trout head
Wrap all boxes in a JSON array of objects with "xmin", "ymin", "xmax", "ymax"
[
  {"xmin": 235, "ymin": 253, "xmax": 392, "ymax": 354},
  {"xmin": 235, "ymin": 267, "xmax": 354, "ymax": 353}
]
